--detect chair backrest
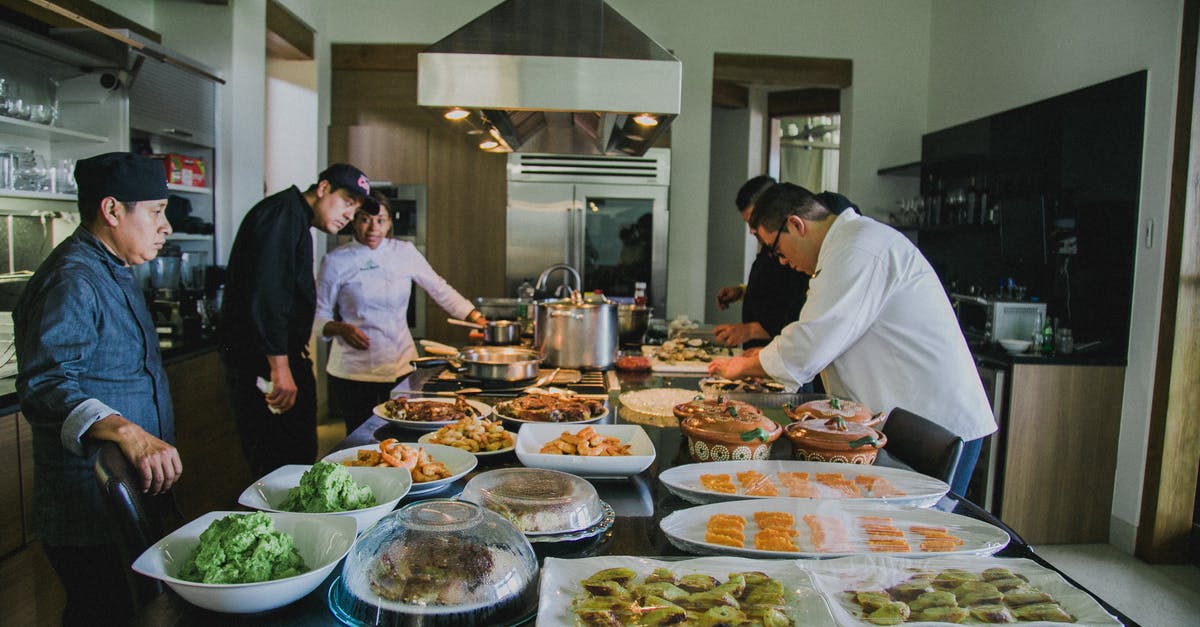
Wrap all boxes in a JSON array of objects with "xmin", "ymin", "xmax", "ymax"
[
  {"xmin": 880, "ymin": 407, "xmax": 964, "ymax": 487},
  {"xmin": 93, "ymin": 442, "xmax": 183, "ymax": 611}
]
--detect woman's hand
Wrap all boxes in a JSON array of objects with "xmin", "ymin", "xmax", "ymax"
[{"xmin": 325, "ymin": 321, "xmax": 370, "ymax": 350}]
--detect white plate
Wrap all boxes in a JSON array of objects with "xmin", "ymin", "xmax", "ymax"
[
  {"xmin": 616, "ymin": 387, "xmax": 702, "ymax": 417},
  {"xmin": 660, "ymin": 498, "xmax": 1009, "ymax": 559},
  {"xmin": 237, "ymin": 464, "xmax": 410, "ymax": 534},
  {"xmin": 537, "ymin": 555, "xmax": 836, "ymax": 626},
  {"xmin": 372, "ymin": 397, "xmax": 493, "ymax": 431},
  {"xmin": 321, "ymin": 443, "xmax": 478, "ymax": 495},
  {"xmin": 514, "ymin": 424, "xmax": 655, "ymax": 477},
  {"xmin": 417, "ymin": 430, "xmax": 517, "ymax": 457},
  {"xmin": 803, "ymin": 554, "xmax": 1123, "ymax": 626},
  {"xmin": 131, "ymin": 511, "xmax": 355, "ymax": 614},
  {"xmin": 494, "ymin": 403, "xmax": 609, "ymax": 426},
  {"xmin": 659, "ymin": 460, "xmax": 950, "ymax": 508}
]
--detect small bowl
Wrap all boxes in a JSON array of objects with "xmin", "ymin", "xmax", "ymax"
[
  {"xmin": 998, "ymin": 338, "xmax": 1033, "ymax": 354},
  {"xmin": 237, "ymin": 464, "xmax": 411, "ymax": 534},
  {"xmin": 675, "ymin": 398, "xmax": 782, "ymax": 462},
  {"xmin": 784, "ymin": 418, "xmax": 887, "ymax": 464},
  {"xmin": 132, "ymin": 511, "xmax": 356, "ymax": 613},
  {"xmin": 458, "ymin": 467, "xmax": 602, "ymax": 534}
]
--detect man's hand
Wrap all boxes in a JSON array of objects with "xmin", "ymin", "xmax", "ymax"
[
  {"xmin": 715, "ymin": 285, "xmax": 745, "ymax": 310},
  {"xmin": 329, "ymin": 321, "xmax": 370, "ymax": 350},
  {"xmin": 266, "ymin": 355, "xmax": 298, "ymax": 413},
  {"xmin": 713, "ymin": 322, "xmax": 769, "ymax": 347},
  {"xmin": 88, "ymin": 414, "xmax": 183, "ymax": 494},
  {"xmin": 708, "ymin": 354, "xmax": 769, "ymax": 380}
]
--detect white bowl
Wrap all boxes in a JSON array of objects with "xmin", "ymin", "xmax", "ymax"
[
  {"xmin": 131, "ymin": 511, "xmax": 356, "ymax": 614},
  {"xmin": 515, "ymin": 424, "xmax": 656, "ymax": 477},
  {"xmin": 998, "ymin": 338, "xmax": 1033, "ymax": 354},
  {"xmin": 237, "ymin": 465, "xmax": 411, "ymax": 534},
  {"xmin": 321, "ymin": 443, "xmax": 478, "ymax": 495}
]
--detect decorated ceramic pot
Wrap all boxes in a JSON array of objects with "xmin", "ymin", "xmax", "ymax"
[
  {"xmin": 783, "ymin": 397, "xmax": 885, "ymax": 427},
  {"xmin": 675, "ymin": 398, "xmax": 782, "ymax": 462},
  {"xmin": 783, "ymin": 416, "xmax": 887, "ymax": 464}
]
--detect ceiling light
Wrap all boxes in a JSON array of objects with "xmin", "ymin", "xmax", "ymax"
[
  {"xmin": 444, "ymin": 107, "xmax": 470, "ymax": 120},
  {"xmin": 479, "ymin": 139, "xmax": 499, "ymax": 150},
  {"xmin": 633, "ymin": 113, "xmax": 658, "ymax": 127}
]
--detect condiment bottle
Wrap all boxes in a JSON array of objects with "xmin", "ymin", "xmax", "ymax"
[{"xmin": 633, "ymin": 282, "xmax": 647, "ymax": 307}]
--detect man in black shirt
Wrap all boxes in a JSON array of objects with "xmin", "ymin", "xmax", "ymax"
[
  {"xmin": 714, "ymin": 176, "xmax": 811, "ymax": 349},
  {"xmin": 218, "ymin": 163, "xmax": 370, "ymax": 476}
]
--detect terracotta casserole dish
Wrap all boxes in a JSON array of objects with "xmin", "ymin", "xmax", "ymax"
[
  {"xmin": 784, "ymin": 415, "xmax": 887, "ymax": 464},
  {"xmin": 675, "ymin": 398, "xmax": 782, "ymax": 462}
]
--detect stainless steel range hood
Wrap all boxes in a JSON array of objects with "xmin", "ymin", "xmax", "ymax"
[{"xmin": 418, "ymin": 0, "xmax": 681, "ymax": 156}]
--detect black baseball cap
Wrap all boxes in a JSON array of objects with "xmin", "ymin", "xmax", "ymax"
[
  {"xmin": 318, "ymin": 163, "xmax": 371, "ymax": 199},
  {"xmin": 74, "ymin": 152, "xmax": 168, "ymax": 209},
  {"xmin": 357, "ymin": 194, "xmax": 382, "ymax": 216}
]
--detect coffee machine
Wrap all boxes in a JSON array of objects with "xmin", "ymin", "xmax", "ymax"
[{"xmin": 144, "ymin": 245, "xmax": 208, "ymax": 349}]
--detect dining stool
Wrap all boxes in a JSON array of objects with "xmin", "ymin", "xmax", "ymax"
[
  {"xmin": 880, "ymin": 407, "xmax": 964, "ymax": 487},
  {"xmin": 93, "ymin": 441, "xmax": 185, "ymax": 612}
]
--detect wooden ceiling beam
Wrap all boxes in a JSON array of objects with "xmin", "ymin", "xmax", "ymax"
[
  {"xmin": 332, "ymin": 43, "xmax": 425, "ymax": 72},
  {"xmin": 713, "ymin": 53, "xmax": 852, "ymax": 89},
  {"xmin": 0, "ymin": 0, "xmax": 160, "ymax": 42},
  {"xmin": 266, "ymin": 0, "xmax": 313, "ymax": 60},
  {"xmin": 768, "ymin": 87, "xmax": 841, "ymax": 117},
  {"xmin": 712, "ymin": 79, "xmax": 748, "ymax": 109}
]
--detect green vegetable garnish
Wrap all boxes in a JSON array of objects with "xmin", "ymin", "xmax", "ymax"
[
  {"xmin": 830, "ymin": 397, "xmax": 841, "ymax": 410},
  {"xmin": 740, "ymin": 427, "xmax": 771, "ymax": 442},
  {"xmin": 727, "ymin": 405, "xmax": 739, "ymax": 418},
  {"xmin": 280, "ymin": 461, "xmax": 376, "ymax": 513},
  {"xmin": 848, "ymin": 435, "xmax": 880, "ymax": 449},
  {"xmin": 177, "ymin": 512, "xmax": 308, "ymax": 584}
]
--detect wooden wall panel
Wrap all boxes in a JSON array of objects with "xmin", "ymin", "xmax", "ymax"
[
  {"xmin": 1001, "ymin": 364, "xmax": 1125, "ymax": 544},
  {"xmin": 328, "ymin": 125, "xmax": 428, "ymax": 185},
  {"xmin": 0, "ymin": 413, "xmax": 21, "ymax": 555}
]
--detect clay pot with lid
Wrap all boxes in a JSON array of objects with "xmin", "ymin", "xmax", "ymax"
[
  {"xmin": 675, "ymin": 398, "xmax": 782, "ymax": 462},
  {"xmin": 784, "ymin": 415, "xmax": 887, "ymax": 464},
  {"xmin": 783, "ymin": 397, "xmax": 885, "ymax": 427}
]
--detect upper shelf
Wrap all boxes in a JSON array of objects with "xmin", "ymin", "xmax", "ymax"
[
  {"xmin": 0, "ymin": 116, "xmax": 108, "ymax": 144},
  {"xmin": 167, "ymin": 183, "xmax": 211, "ymax": 195},
  {"xmin": 877, "ymin": 161, "xmax": 921, "ymax": 177}
]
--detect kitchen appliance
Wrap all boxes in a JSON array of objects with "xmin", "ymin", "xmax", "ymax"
[
  {"xmin": 414, "ymin": 346, "xmax": 542, "ymax": 382},
  {"xmin": 506, "ymin": 149, "xmax": 669, "ymax": 312},
  {"xmin": 417, "ymin": 0, "xmax": 681, "ymax": 156},
  {"xmin": 446, "ymin": 317, "xmax": 521, "ymax": 345},
  {"xmin": 534, "ymin": 299, "xmax": 618, "ymax": 369},
  {"xmin": 951, "ymin": 294, "xmax": 1046, "ymax": 345}
]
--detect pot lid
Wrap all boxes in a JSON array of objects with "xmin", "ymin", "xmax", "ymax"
[
  {"xmin": 678, "ymin": 399, "xmax": 781, "ymax": 443},
  {"xmin": 785, "ymin": 417, "xmax": 886, "ymax": 450}
]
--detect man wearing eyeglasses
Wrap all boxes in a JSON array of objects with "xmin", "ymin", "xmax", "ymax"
[{"xmin": 708, "ymin": 183, "xmax": 995, "ymax": 495}]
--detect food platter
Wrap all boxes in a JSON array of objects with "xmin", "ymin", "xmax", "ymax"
[
  {"xmin": 640, "ymin": 343, "xmax": 737, "ymax": 374},
  {"xmin": 495, "ymin": 404, "xmax": 609, "ymax": 426},
  {"xmin": 617, "ymin": 387, "xmax": 702, "ymax": 418},
  {"xmin": 804, "ymin": 554, "xmax": 1122, "ymax": 625},
  {"xmin": 659, "ymin": 460, "xmax": 950, "ymax": 508},
  {"xmin": 659, "ymin": 498, "xmax": 1009, "ymax": 559},
  {"xmin": 417, "ymin": 430, "xmax": 516, "ymax": 456},
  {"xmin": 321, "ymin": 443, "xmax": 477, "ymax": 496},
  {"xmin": 372, "ymin": 397, "xmax": 493, "ymax": 431},
  {"xmin": 513, "ymin": 424, "xmax": 656, "ymax": 477},
  {"xmin": 537, "ymin": 555, "xmax": 836, "ymax": 626}
]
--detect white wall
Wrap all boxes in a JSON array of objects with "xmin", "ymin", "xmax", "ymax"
[
  {"xmin": 927, "ymin": 0, "xmax": 1185, "ymax": 553},
  {"xmin": 706, "ymin": 105, "xmax": 753, "ymax": 326},
  {"xmin": 265, "ymin": 60, "xmax": 318, "ymax": 193}
]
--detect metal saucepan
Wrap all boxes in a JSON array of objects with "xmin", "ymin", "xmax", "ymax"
[
  {"xmin": 446, "ymin": 317, "xmax": 521, "ymax": 345},
  {"xmin": 413, "ymin": 345, "xmax": 542, "ymax": 381}
]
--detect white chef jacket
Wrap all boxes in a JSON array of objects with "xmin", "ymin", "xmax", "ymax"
[
  {"xmin": 758, "ymin": 211, "xmax": 997, "ymax": 441},
  {"xmin": 315, "ymin": 238, "xmax": 474, "ymax": 382}
]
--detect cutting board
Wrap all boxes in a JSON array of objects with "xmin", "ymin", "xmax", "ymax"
[{"xmin": 640, "ymin": 345, "xmax": 738, "ymax": 373}]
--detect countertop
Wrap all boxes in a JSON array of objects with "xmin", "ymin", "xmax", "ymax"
[
  {"xmin": 132, "ymin": 365, "xmax": 1136, "ymax": 626},
  {"xmin": 970, "ymin": 341, "xmax": 1127, "ymax": 368}
]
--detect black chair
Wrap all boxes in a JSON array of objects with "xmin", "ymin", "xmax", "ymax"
[
  {"xmin": 879, "ymin": 407, "xmax": 964, "ymax": 487},
  {"xmin": 93, "ymin": 441, "xmax": 184, "ymax": 612}
]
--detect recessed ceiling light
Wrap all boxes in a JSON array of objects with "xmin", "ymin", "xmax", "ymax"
[
  {"xmin": 633, "ymin": 113, "xmax": 658, "ymax": 126},
  {"xmin": 444, "ymin": 108, "xmax": 470, "ymax": 120},
  {"xmin": 479, "ymin": 139, "xmax": 499, "ymax": 150}
]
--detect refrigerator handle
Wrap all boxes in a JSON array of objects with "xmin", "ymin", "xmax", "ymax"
[
  {"xmin": 574, "ymin": 205, "xmax": 586, "ymax": 278},
  {"xmin": 565, "ymin": 202, "xmax": 575, "ymax": 265}
]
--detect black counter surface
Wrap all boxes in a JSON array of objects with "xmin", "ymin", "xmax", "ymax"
[{"xmin": 132, "ymin": 366, "xmax": 1137, "ymax": 626}]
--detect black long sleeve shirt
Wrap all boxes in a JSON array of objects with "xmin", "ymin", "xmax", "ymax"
[
  {"xmin": 742, "ymin": 248, "xmax": 811, "ymax": 348},
  {"xmin": 218, "ymin": 186, "xmax": 315, "ymax": 358}
]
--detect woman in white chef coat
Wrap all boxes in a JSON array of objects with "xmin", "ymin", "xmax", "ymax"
[{"xmin": 315, "ymin": 192, "xmax": 485, "ymax": 433}]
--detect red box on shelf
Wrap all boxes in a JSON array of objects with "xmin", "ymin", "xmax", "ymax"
[{"xmin": 152, "ymin": 154, "xmax": 207, "ymax": 188}]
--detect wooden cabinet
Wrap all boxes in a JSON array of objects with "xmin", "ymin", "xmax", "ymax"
[
  {"xmin": 166, "ymin": 350, "xmax": 251, "ymax": 520},
  {"xmin": 998, "ymin": 363, "xmax": 1125, "ymax": 544}
]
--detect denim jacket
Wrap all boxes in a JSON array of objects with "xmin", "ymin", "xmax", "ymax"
[{"xmin": 14, "ymin": 226, "xmax": 174, "ymax": 546}]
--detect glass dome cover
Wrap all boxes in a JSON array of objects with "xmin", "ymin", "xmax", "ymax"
[
  {"xmin": 458, "ymin": 467, "xmax": 603, "ymax": 535},
  {"xmin": 329, "ymin": 499, "xmax": 537, "ymax": 626}
]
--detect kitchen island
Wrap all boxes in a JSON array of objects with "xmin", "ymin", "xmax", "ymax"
[{"xmin": 132, "ymin": 365, "xmax": 1136, "ymax": 626}]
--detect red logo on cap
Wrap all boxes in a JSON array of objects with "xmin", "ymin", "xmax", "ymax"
[{"xmin": 357, "ymin": 175, "xmax": 369, "ymax": 192}]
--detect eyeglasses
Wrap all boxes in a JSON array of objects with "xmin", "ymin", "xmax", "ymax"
[{"xmin": 763, "ymin": 226, "xmax": 786, "ymax": 260}]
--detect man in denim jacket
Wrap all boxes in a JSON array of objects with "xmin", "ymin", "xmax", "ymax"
[{"xmin": 15, "ymin": 152, "xmax": 180, "ymax": 626}]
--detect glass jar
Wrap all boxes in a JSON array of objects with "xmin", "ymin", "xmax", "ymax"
[{"xmin": 1055, "ymin": 328, "xmax": 1074, "ymax": 354}]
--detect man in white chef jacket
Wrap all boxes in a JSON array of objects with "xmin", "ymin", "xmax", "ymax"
[{"xmin": 708, "ymin": 183, "xmax": 996, "ymax": 495}]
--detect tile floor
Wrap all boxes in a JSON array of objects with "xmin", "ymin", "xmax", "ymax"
[{"xmin": 1035, "ymin": 543, "xmax": 1200, "ymax": 626}]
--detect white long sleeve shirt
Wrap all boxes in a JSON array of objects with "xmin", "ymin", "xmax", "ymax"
[
  {"xmin": 315, "ymin": 238, "xmax": 474, "ymax": 382},
  {"xmin": 758, "ymin": 211, "xmax": 997, "ymax": 441}
]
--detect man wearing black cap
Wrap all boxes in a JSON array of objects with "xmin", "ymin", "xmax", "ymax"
[
  {"xmin": 14, "ymin": 152, "xmax": 180, "ymax": 625},
  {"xmin": 218, "ymin": 163, "xmax": 369, "ymax": 476}
]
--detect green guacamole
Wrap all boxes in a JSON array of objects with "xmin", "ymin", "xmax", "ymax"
[
  {"xmin": 280, "ymin": 461, "xmax": 377, "ymax": 513},
  {"xmin": 177, "ymin": 512, "xmax": 308, "ymax": 584}
]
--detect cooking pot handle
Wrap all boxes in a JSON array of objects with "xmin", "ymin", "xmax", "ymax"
[{"xmin": 549, "ymin": 310, "xmax": 584, "ymax": 320}]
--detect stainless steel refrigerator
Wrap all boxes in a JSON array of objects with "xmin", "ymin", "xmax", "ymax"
[{"xmin": 506, "ymin": 149, "xmax": 670, "ymax": 313}]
